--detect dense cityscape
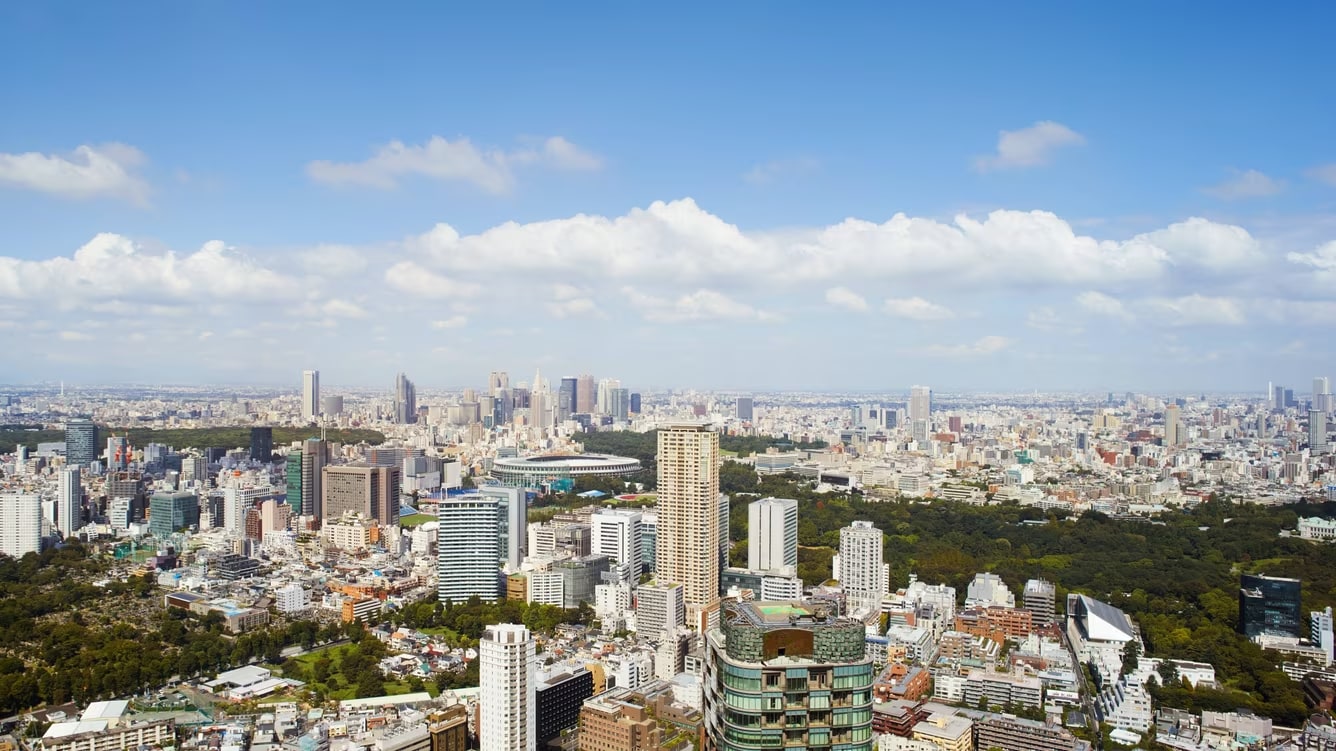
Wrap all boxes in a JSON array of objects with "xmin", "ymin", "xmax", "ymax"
[{"xmin": 0, "ymin": 370, "xmax": 1334, "ymax": 751}]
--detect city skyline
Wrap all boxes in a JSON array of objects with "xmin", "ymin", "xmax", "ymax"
[{"xmin": 3, "ymin": 5, "xmax": 1336, "ymax": 389}]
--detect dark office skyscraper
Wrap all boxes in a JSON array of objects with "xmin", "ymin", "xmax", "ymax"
[
  {"xmin": 1239, "ymin": 573, "xmax": 1302, "ymax": 638},
  {"xmin": 64, "ymin": 418, "xmax": 99, "ymax": 468},
  {"xmin": 249, "ymin": 427, "xmax": 273, "ymax": 463},
  {"xmin": 559, "ymin": 377, "xmax": 578, "ymax": 422},
  {"xmin": 736, "ymin": 396, "xmax": 754, "ymax": 421},
  {"xmin": 630, "ymin": 392, "xmax": 642, "ymax": 414},
  {"xmin": 394, "ymin": 373, "xmax": 417, "ymax": 424}
]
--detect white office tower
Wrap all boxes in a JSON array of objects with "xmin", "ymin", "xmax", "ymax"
[
  {"xmin": 57, "ymin": 467, "xmax": 82, "ymax": 538},
  {"xmin": 223, "ymin": 484, "xmax": 269, "ymax": 537},
  {"xmin": 301, "ymin": 369, "xmax": 320, "ymax": 420},
  {"xmin": 655, "ymin": 422, "xmax": 721, "ymax": 631},
  {"xmin": 13, "ymin": 444, "xmax": 28, "ymax": 475},
  {"xmin": 438, "ymin": 495, "xmax": 504, "ymax": 603},
  {"xmin": 965, "ymin": 572, "xmax": 1016, "ymax": 608},
  {"xmin": 1316, "ymin": 376, "xmax": 1332, "ymax": 414},
  {"xmin": 481, "ymin": 486, "xmax": 525, "ymax": 570},
  {"xmin": 635, "ymin": 582, "xmax": 685, "ymax": 641},
  {"xmin": 909, "ymin": 385, "xmax": 932, "ymax": 423},
  {"xmin": 838, "ymin": 521, "xmax": 887, "ymax": 615},
  {"xmin": 747, "ymin": 497, "xmax": 798, "ymax": 572},
  {"xmin": 596, "ymin": 378, "xmax": 621, "ymax": 415},
  {"xmin": 1, "ymin": 494, "xmax": 42, "ymax": 558},
  {"xmin": 1313, "ymin": 607, "xmax": 1335, "ymax": 665},
  {"xmin": 592, "ymin": 508, "xmax": 643, "ymax": 583},
  {"xmin": 1311, "ymin": 409, "xmax": 1329, "ymax": 455},
  {"xmin": 595, "ymin": 581, "xmax": 633, "ymax": 623},
  {"xmin": 480, "ymin": 624, "xmax": 535, "ymax": 751}
]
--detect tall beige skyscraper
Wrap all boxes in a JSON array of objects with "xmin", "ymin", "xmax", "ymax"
[
  {"xmin": 575, "ymin": 374, "xmax": 596, "ymax": 413},
  {"xmin": 1165, "ymin": 403, "xmax": 1184, "ymax": 447},
  {"xmin": 655, "ymin": 422, "xmax": 720, "ymax": 630}
]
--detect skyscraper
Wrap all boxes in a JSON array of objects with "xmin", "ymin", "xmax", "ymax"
[
  {"xmin": 0, "ymin": 494, "xmax": 42, "ymax": 558},
  {"xmin": 322, "ymin": 464, "xmax": 402, "ymax": 524},
  {"xmin": 1164, "ymin": 404, "xmax": 1184, "ymax": 447},
  {"xmin": 64, "ymin": 418, "xmax": 98, "ymax": 468},
  {"xmin": 596, "ymin": 378, "xmax": 620, "ymax": 415},
  {"xmin": 489, "ymin": 370, "xmax": 510, "ymax": 396},
  {"xmin": 394, "ymin": 372, "xmax": 417, "ymax": 424},
  {"xmin": 1315, "ymin": 376, "xmax": 1332, "ymax": 414},
  {"xmin": 286, "ymin": 439, "xmax": 326, "ymax": 519},
  {"xmin": 575, "ymin": 374, "xmax": 596, "ymax": 413},
  {"xmin": 480, "ymin": 624, "xmax": 536, "ymax": 751},
  {"xmin": 438, "ymin": 495, "xmax": 506, "ymax": 602},
  {"xmin": 529, "ymin": 369, "xmax": 552, "ymax": 430},
  {"xmin": 839, "ymin": 521, "xmax": 887, "ymax": 615},
  {"xmin": 57, "ymin": 466, "xmax": 81, "ymax": 539},
  {"xmin": 611, "ymin": 388, "xmax": 630, "ymax": 422},
  {"xmin": 558, "ymin": 377, "xmax": 578, "ymax": 422},
  {"xmin": 302, "ymin": 369, "xmax": 320, "ymax": 421},
  {"xmin": 747, "ymin": 497, "xmax": 798, "ymax": 572},
  {"xmin": 249, "ymin": 427, "xmax": 273, "ymax": 463},
  {"xmin": 909, "ymin": 385, "xmax": 932, "ymax": 424},
  {"xmin": 106, "ymin": 435, "xmax": 129, "ymax": 471},
  {"xmin": 1310, "ymin": 409, "xmax": 1328, "ymax": 455},
  {"xmin": 481, "ymin": 486, "xmax": 525, "ymax": 570},
  {"xmin": 736, "ymin": 396, "xmax": 754, "ymax": 422},
  {"xmin": 656, "ymin": 422, "xmax": 721, "ymax": 630},
  {"xmin": 1239, "ymin": 573, "xmax": 1302, "ymax": 638},
  {"xmin": 591, "ymin": 508, "xmax": 643, "ymax": 582},
  {"xmin": 149, "ymin": 491, "xmax": 200, "ymax": 538}
]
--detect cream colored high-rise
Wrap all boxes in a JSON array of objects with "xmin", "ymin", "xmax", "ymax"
[{"xmin": 655, "ymin": 422, "xmax": 720, "ymax": 630}]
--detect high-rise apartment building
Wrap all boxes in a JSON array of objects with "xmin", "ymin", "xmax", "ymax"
[
  {"xmin": 57, "ymin": 466, "xmax": 81, "ymax": 539},
  {"xmin": 394, "ymin": 372, "xmax": 417, "ymax": 424},
  {"xmin": 704, "ymin": 600, "xmax": 875, "ymax": 751},
  {"xmin": 301, "ymin": 369, "xmax": 320, "ymax": 420},
  {"xmin": 1, "ymin": 494, "xmax": 42, "ymax": 558},
  {"xmin": 591, "ymin": 508, "xmax": 643, "ymax": 582},
  {"xmin": 747, "ymin": 497, "xmax": 798, "ymax": 572},
  {"xmin": 1314, "ymin": 376, "xmax": 1332, "ymax": 414},
  {"xmin": 1165, "ymin": 404, "xmax": 1184, "ymax": 447},
  {"xmin": 249, "ymin": 427, "xmax": 273, "ymax": 463},
  {"xmin": 1239, "ymin": 573, "xmax": 1302, "ymax": 638},
  {"xmin": 839, "ymin": 521, "xmax": 888, "ymax": 614},
  {"xmin": 655, "ymin": 422, "xmax": 721, "ymax": 630},
  {"xmin": 64, "ymin": 418, "xmax": 98, "ymax": 468},
  {"xmin": 481, "ymin": 486, "xmax": 526, "ymax": 570},
  {"xmin": 480, "ymin": 623, "xmax": 536, "ymax": 751},
  {"xmin": 576, "ymin": 374, "xmax": 596, "ymax": 414},
  {"xmin": 736, "ymin": 396, "xmax": 754, "ymax": 422},
  {"xmin": 1310, "ymin": 409, "xmax": 1329, "ymax": 455},
  {"xmin": 322, "ymin": 464, "xmax": 402, "ymax": 524},
  {"xmin": 223, "ymin": 484, "xmax": 270, "ymax": 537},
  {"xmin": 634, "ymin": 582, "xmax": 685, "ymax": 641},
  {"xmin": 438, "ymin": 495, "xmax": 506, "ymax": 602},
  {"xmin": 1023, "ymin": 578, "xmax": 1058, "ymax": 625}
]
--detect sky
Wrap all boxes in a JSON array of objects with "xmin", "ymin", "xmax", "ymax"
[{"xmin": 1, "ymin": 2, "xmax": 1335, "ymax": 392}]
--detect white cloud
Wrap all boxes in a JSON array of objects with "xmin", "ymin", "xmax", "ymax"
[
  {"xmin": 0, "ymin": 234, "xmax": 295, "ymax": 306},
  {"xmin": 431, "ymin": 316, "xmax": 468, "ymax": 330},
  {"xmin": 919, "ymin": 336, "xmax": 1013, "ymax": 357},
  {"xmin": 1026, "ymin": 306, "xmax": 1083, "ymax": 335},
  {"xmin": 974, "ymin": 121, "xmax": 1084, "ymax": 171},
  {"xmin": 301, "ymin": 244, "xmax": 368, "ymax": 276},
  {"xmin": 1127, "ymin": 217, "xmax": 1263, "ymax": 271},
  {"xmin": 384, "ymin": 261, "xmax": 481, "ymax": 298},
  {"xmin": 623, "ymin": 287, "xmax": 778, "ymax": 323},
  {"xmin": 1076, "ymin": 291, "xmax": 1134, "ymax": 322},
  {"xmin": 307, "ymin": 134, "xmax": 601, "ymax": 193},
  {"xmin": 1203, "ymin": 169, "xmax": 1284, "ymax": 200},
  {"xmin": 883, "ymin": 296, "xmax": 954, "ymax": 321},
  {"xmin": 1287, "ymin": 240, "xmax": 1336, "ymax": 272},
  {"xmin": 0, "ymin": 143, "xmax": 150, "ymax": 205},
  {"xmin": 320, "ymin": 299, "xmax": 367, "ymax": 319},
  {"xmin": 548, "ymin": 297, "xmax": 600, "ymax": 318},
  {"xmin": 58, "ymin": 330, "xmax": 93, "ymax": 342},
  {"xmin": 743, "ymin": 157, "xmax": 820, "ymax": 185},
  {"xmin": 1306, "ymin": 164, "xmax": 1336, "ymax": 187},
  {"xmin": 1141, "ymin": 294, "xmax": 1246, "ymax": 326},
  {"xmin": 824, "ymin": 287, "xmax": 869, "ymax": 312}
]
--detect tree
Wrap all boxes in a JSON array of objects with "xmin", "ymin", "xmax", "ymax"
[
  {"xmin": 1156, "ymin": 659, "xmax": 1179, "ymax": 686},
  {"xmin": 1121, "ymin": 640, "xmax": 1141, "ymax": 678}
]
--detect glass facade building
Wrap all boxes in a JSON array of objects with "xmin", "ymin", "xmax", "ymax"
[{"xmin": 1239, "ymin": 573, "xmax": 1302, "ymax": 638}]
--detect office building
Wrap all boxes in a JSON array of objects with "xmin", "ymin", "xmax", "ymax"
[
  {"xmin": 703, "ymin": 600, "xmax": 875, "ymax": 751},
  {"xmin": 558, "ymin": 377, "xmax": 578, "ymax": 422},
  {"xmin": 301, "ymin": 369, "xmax": 320, "ymax": 420},
  {"xmin": 596, "ymin": 378, "xmax": 620, "ymax": 415},
  {"xmin": 148, "ymin": 491, "xmax": 199, "ymax": 538},
  {"xmin": 64, "ymin": 418, "xmax": 99, "ymax": 468},
  {"xmin": 57, "ymin": 466, "xmax": 81, "ymax": 539},
  {"xmin": 641, "ymin": 511, "xmax": 657, "ymax": 574},
  {"xmin": 1, "ymin": 493, "xmax": 42, "ymax": 558},
  {"xmin": 629, "ymin": 392, "xmax": 641, "ymax": 414},
  {"xmin": 591, "ymin": 508, "xmax": 643, "ymax": 581},
  {"xmin": 635, "ymin": 582, "xmax": 685, "ymax": 641},
  {"xmin": 480, "ymin": 485, "xmax": 525, "ymax": 570},
  {"xmin": 840, "ymin": 520, "xmax": 888, "ymax": 614},
  {"xmin": 747, "ymin": 497, "xmax": 798, "ymax": 572},
  {"xmin": 1024, "ymin": 578, "xmax": 1058, "ymax": 625},
  {"xmin": 535, "ymin": 665, "xmax": 594, "ymax": 747},
  {"xmin": 223, "ymin": 484, "xmax": 270, "ymax": 537},
  {"xmin": 736, "ymin": 396, "xmax": 754, "ymax": 422},
  {"xmin": 480, "ymin": 623, "xmax": 536, "ymax": 751},
  {"xmin": 610, "ymin": 388, "xmax": 631, "ymax": 422},
  {"xmin": 106, "ymin": 435, "xmax": 129, "ymax": 471},
  {"xmin": 655, "ymin": 422, "xmax": 721, "ymax": 630},
  {"xmin": 394, "ymin": 372, "xmax": 417, "ymax": 424},
  {"xmin": 1165, "ymin": 403, "xmax": 1184, "ymax": 447},
  {"xmin": 249, "ymin": 427, "xmax": 273, "ymax": 463},
  {"xmin": 1316, "ymin": 376, "xmax": 1332, "ymax": 414},
  {"xmin": 322, "ymin": 395, "xmax": 344, "ymax": 416},
  {"xmin": 578, "ymin": 687, "xmax": 664, "ymax": 751},
  {"xmin": 909, "ymin": 385, "xmax": 932, "ymax": 424},
  {"xmin": 575, "ymin": 374, "xmax": 596, "ymax": 414},
  {"xmin": 286, "ymin": 439, "xmax": 326, "ymax": 519},
  {"xmin": 1311, "ymin": 409, "xmax": 1329, "ymax": 455},
  {"xmin": 322, "ymin": 464, "xmax": 401, "ymax": 525},
  {"xmin": 438, "ymin": 495, "xmax": 505, "ymax": 603},
  {"xmin": 1313, "ymin": 607, "xmax": 1335, "ymax": 666},
  {"xmin": 1239, "ymin": 573, "xmax": 1303, "ymax": 639}
]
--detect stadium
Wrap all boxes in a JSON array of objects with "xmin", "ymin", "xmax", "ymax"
[{"xmin": 489, "ymin": 453, "xmax": 643, "ymax": 488}]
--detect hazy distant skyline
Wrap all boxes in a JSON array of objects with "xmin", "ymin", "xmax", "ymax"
[{"xmin": 2, "ymin": 4, "xmax": 1334, "ymax": 391}]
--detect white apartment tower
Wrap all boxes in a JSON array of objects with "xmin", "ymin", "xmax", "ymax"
[
  {"xmin": 1315, "ymin": 376, "xmax": 1332, "ymax": 414},
  {"xmin": 839, "ymin": 521, "xmax": 888, "ymax": 615},
  {"xmin": 438, "ymin": 495, "xmax": 504, "ymax": 602},
  {"xmin": 480, "ymin": 486, "xmax": 526, "ymax": 570},
  {"xmin": 655, "ymin": 422, "xmax": 721, "ymax": 630},
  {"xmin": 1, "ymin": 494, "xmax": 42, "ymax": 558},
  {"xmin": 57, "ymin": 466, "xmax": 81, "ymax": 539},
  {"xmin": 635, "ymin": 582, "xmax": 686, "ymax": 641},
  {"xmin": 480, "ymin": 623, "xmax": 536, "ymax": 751},
  {"xmin": 747, "ymin": 497, "xmax": 798, "ymax": 572},
  {"xmin": 301, "ymin": 369, "xmax": 320, "ymax": 421},
  {"xmin": 1311, "ymin": 409, "xmax": 1329, "ymax": 455},
  {"xmin": 591, "ymin": 508, "xmax": 643, "ymax": 581}
]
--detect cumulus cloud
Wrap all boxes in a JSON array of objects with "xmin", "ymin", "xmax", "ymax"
[
  {"xmin": 1026, "ymin": 307, "xmax": 1083, "ymax": 335},
  {"xmin": 301, "ymin": 244, "xmax": 368, "ymax": 276},
  {"xmin": 974, "ymin": 121, "xmax": 1084, "ymax": 171},
  {"xmin": 307, "ymin": 135, "xmax": 601, "ymax": 193},
  {"xmin": 919, "ymin": 336, "xmax": 1013, "ymax": 357},
  {"xmin": 1203, "ymin": 169, "xmax": 1284, "ymax": 200},
  {"xmin": 623, "ymin": 287, "xmax": 778, "ymax": 323},
  {"xmin": 1076, "ymin": 291, "xmax": 1134, "ymax": 321},
  {"xmin": 1287, "ymin": 240, "xmax": 1336, "ymax": 273},
  {"xmin": 744, "ymin": 157, "xmax": 820, "ymax": 185},
  {"xmin": 1127, "ymin": 218, "xmax": 1263, "ymax": 271},
  {"xmin": 0, "ymin": 143, "xmax": 150, "ymax": 205},
  {"xmin": 384, "ymin": 261, "xmax": 481, "ymax": 298},
  {"xmin": 1141, "ymin": 294, "xmax": 1246, "ymax": 326},
  {"xmin": 824, "ymin": 287, "xmax": 869, "ymax": 312},
  {"xmin": 883, "ymin": 296, "xmax": 954, "ymax": 321}
]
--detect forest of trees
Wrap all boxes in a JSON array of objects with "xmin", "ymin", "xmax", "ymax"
[{"xmin": 0, "ymin": 425, "xmax": 386, "ymax": 454}]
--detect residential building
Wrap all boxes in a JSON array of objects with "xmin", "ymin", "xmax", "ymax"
[
  {"xmin": 747, "ymin": 497, "xmax": 797, "ymax": 572},
  {"xmin": 965, "ymin": 572, "xmax": 1016, "ymax": 608},
  {"xmin": 57, "ymin": 466, "xmax": 82, "ymax": 538},
  {"xmin": 655, "ymin": 422, "xmax": 721, "ymax": 630},
  {"xmin": 480, "ymin": 624, "xmax": 535, "ymax": 751},
  {"xmin": 481, "ymin": 486, "xmax": 526, "ymax": 570},
  {"xmin": 0, "ymin": 493, "xmax": 42, "ymax": 558},
  {"xmin": 840, "ymin": 520, "xmax": 888, "ymax": 614},
  {"xmin": 578, "ymin": 687, "xmax": 663, "ymax": 751},
  {"xmin": 974, "ymin": 714, "xmax": 1084, "ymax": 751},
  {"xmin": 636, "ymin": 582, "xmax": 685, "ymax": 641},
  {"xmin": 437, "ymin": 495, "xmax": 505, "ymax": 603},
  {"xmin": 591, "ymin": 508, "xmax": 643, "ymax": 582},
  {"xmin": 1024, "ymin": 578, "xmax": 1058, "ymax": 625},
  {"xmin": 910, "ymin": 712, "xmax": 972, "ymax": 751}
]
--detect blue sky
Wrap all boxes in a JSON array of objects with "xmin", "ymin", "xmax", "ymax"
[{"xmin": 1, "ymin": 2, "xmax": 1334, "ymax": 392}]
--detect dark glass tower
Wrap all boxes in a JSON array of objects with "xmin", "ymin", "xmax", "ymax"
[{"xmin": 1239, "ymin": 573, "xmax": 1302, "ymax": 638}]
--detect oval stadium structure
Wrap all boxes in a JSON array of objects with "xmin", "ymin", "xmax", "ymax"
[{"xmin": 490, "ymin": 453, "xmax": 643, "ymax": 488}]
